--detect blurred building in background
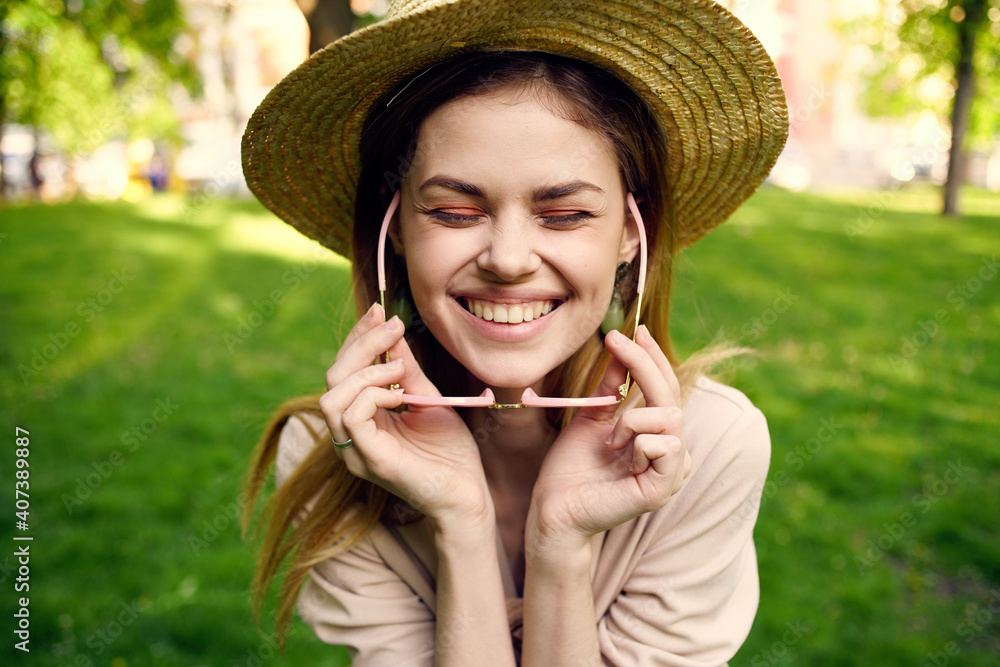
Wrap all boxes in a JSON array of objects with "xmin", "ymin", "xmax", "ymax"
[
  {"xmin": 3, "ymin": 0, "xmax": 997, "ymax": 202},
  {"xmin": 172, "ymin": 0, "xmax": 308, "ymax": 194},
  {"xmin": 730, "ymin": 0, "xmax": 1000, "ymax": 192}
]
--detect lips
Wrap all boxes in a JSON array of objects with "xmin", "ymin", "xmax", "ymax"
[{"xmin": 462, "ymin": 297, "xmax": 559, "ymax": 324}]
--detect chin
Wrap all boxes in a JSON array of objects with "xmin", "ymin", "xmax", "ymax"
[{"xmin": 465, "ymin": 360, "xmax": 548, "ymax": 392}]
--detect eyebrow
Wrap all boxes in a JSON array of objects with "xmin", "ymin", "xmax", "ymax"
[
  {"xmin": 418, "ymin": 176, "xmax": 605, "ymax": 201},
  {"xmin": 418, "ymin": 176, "xmax": 485, "ymax": 197},
  {"xmin": 533, "ymin": 181, "xmax": 605, "ymax": 201}
]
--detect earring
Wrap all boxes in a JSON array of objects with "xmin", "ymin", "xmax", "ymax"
[
  {"xmin": 391, "ymin": 282, "xmax": 413, "ymax": 330},
  {"xmin": 601, "ymin": 262, "xmax": 631, "ymax": 335}
]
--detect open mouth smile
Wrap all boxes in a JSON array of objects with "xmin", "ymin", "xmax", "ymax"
[{"xmin": 460, "ymin": 297, "xmax": 562, "ymax": 324}]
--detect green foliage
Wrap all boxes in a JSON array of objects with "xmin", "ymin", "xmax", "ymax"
[
  {"xmin": 1, "ymin": 0, "xmax": 198, "ymax": 155},
  {"xmin": 851, "ymin": 0, "xmax": 1000, "ymax": 147},
  {"xmin": 1, "ymin": 187, "xmax": 998, "ymax": 663}
]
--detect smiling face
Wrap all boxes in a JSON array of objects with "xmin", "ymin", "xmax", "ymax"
[{"xmin": 393, "ymin": 86, "xmax": 640, "ymax": 394}]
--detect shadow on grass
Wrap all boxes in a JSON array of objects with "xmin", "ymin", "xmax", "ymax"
[
  {"xmin": 1, "ymin": 195, "xmax": 352, "ymax": 666},
  {"xmin": 671, "ymin": 187, "xmax": 999, "ymax": 665},
  {"xmin": 1, "ymin": 187, "xmax": 997, "ymax": 664}
]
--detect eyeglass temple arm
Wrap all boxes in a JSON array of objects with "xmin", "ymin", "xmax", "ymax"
[
  {"xmin": 377, "ymin": 191, "xmax": 402, "ymax": 317},
  {"xmin": 617, "ymin": 193, "xmax": 648, "ymax": 400},
  {"xmin": 377, "ymin": 191, "xmax": 402, "ymax": 380}
]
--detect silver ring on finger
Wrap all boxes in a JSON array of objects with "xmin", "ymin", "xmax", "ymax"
[{"xmin": 333, "ymin": 437, "xmax": 354, "ymax": 449}]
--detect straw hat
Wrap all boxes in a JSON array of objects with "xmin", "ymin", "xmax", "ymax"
[{"xmin": 242, "ymin": 0, "xmax": 788, "ymax": 258}]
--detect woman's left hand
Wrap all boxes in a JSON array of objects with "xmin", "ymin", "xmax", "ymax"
[{"xmin": 526, "ymin": 324, "xmax": 692, "ymax": 554}]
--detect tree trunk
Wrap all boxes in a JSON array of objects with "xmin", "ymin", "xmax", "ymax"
[
  {"xmin": 0, "ymin": 2, "xmax": 8, "ymax": 204},
  {"xmin": 294, "ymin": 0, "xmax": 354, "ymax": 54},
  {"xmin": 942, "ymin": 0, "xmax": 985, "ymax": 217},
  {"xmin": 0, "ymin": 118, "xmax": 6, "ymax": 205}
]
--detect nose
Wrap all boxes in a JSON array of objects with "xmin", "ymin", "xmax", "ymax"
[{"xmin": 476, "ymin": 223, "xmax": 542, "ymax": 281}]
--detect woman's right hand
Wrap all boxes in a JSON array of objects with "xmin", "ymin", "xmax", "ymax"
[{"xmin": 320, "ymin": 303, "xmax": 493, "ymax": 531}]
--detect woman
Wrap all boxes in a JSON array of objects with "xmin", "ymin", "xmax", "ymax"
[{"xmin": 242, "ymin": 1, "xmax": 788, "ymax": 665}]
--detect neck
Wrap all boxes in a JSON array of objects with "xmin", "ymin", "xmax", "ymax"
[{"xmin": 463, "ymin": 381, "xmax": 557, "ymax": 499}]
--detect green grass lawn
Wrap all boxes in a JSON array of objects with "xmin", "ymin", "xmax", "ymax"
[{"xmin": 1, "ymin": 186, "xmax": 997, "ymax": 665}]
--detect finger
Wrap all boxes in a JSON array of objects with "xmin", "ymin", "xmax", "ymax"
[
  {"xmin": 320, "ymin": 359, "xmax": 406, "ymax": 441},
  {"xmin": 633, "ymin": 434, "xmax": 687, "ymax": 503},
  {"xmin": 606, "ymin": 405, "xmax": 684, "ymax": 451},
  {"xmin": 341, "ymin": 385, "xmax": 406, "ymax": 474},
  {"xmin": 604, "ymin": 328, "xmax": 675, "ymax": 408},
  {"xmin": 381, "ymin": 329, "xmax": 444, "ymax": 399},
  {"xmin": 337, "ymin": 302, "xmax": 385, "ymax": 360},
  {"xmin": 575, "ymin": 344, "xmax": 630, "ymax": 422},
  {"xmin": 326, "ymin": 314, "xmax": 405, "ymax": 390},
  {"xmin": 336, "ymin": 385, "xmax": 406, "ymax": 479},
  {"xmin": 636, "ymin": 325, "xmax": 681, "ymax": 405}
]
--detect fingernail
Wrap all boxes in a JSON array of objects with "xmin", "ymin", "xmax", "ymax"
[
  {"xmin": 391, "ymin": 387, "xmax": 405, "ymax": 394},
  {"xmin": 386, "ymin": 358, "xmax": 402, "ymax": 369},
  {"xmin": 639, "ymin": 324, "xmax": 651, "ymax": 340},
  {"xmin": 604, "ymin": 431, "xmax": 614, "ymax": 445},
  {"xmin": 608, "ymin": 329, "xmax": 623, "ymax": 345},
  {"xmin": 382, "ymin": 316, "xmax": 401, "ymax": 330}
]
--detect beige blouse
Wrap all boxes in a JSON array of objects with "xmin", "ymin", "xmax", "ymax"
[{"xmin": 275, "ymin": 376, "xmax": 771, "ymax": 666}]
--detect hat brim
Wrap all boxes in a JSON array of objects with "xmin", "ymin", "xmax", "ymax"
[{"xmin": 242, "ymin": 0, "xmax": 788, "ymax": 258}]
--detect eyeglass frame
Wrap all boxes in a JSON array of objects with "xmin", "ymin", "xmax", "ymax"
[{"xmin": 375, "ymin": 190, "xmax": 648, "ymax": 409}]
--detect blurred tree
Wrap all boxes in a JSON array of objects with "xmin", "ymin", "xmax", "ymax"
[
  {"xmin": 293, "ymin": 0, "xmax": 353, "ymax": 54},
  {"xmin": 0, "ymin": 0, "xmax": 198, "ymax": 195},
  {"xmin": 854, "ymin": 0, "xmax": 1000, "ymax": 216}
]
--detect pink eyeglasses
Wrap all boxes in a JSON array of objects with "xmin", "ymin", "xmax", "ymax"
[{"xmin": 376, "ymin": 190, "xmax": 647, "ymax": 409}]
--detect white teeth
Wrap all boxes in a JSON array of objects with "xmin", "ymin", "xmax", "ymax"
[{"xmin": 464, "ymin": 298, "xmax": 556, "ymax": 323}]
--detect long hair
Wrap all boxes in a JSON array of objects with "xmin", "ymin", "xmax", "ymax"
[{"xmin": 242, "ymin": 51, "xmax": 745, "ymax": 642}]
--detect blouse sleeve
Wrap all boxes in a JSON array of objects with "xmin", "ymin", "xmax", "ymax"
[
  {"xmin": 275, "ymin": 415, "xmax": 438, "ymax": 667},
  {"xmin": 595, "ymin": 396, "xmax": 772, "ymax": 667},
  {"xmin": 295, "ymin": 538, "xmax": 437, "ymax": 666}
]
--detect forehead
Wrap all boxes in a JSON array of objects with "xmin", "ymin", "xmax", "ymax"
[{"xmin": 406, "ymin": 86, "xmax": 620, "ymax": 191}]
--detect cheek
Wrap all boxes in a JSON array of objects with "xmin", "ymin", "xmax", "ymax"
[
  {"xmin": 401, "ymin": 239, "xmax": 463, "ymax": 316},
  {"xmin": 586, "ymin": 255, "xmax": 627, "ymax": 317},
  {"xmin": 405, "ymin": 263, "xmax": 443, "ymax": 310},
  {"xmin": 572, "ymin": 248, "xmax": 619, "ymax": 294}
]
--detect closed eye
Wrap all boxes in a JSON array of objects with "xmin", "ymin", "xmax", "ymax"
[
  {"xmin": 540, "ymin": 211, "xmax": 593, "ymax": 228},
  {"xmin": 427, "ymin": 209, "xmax": 485, "ymax": 225}
]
